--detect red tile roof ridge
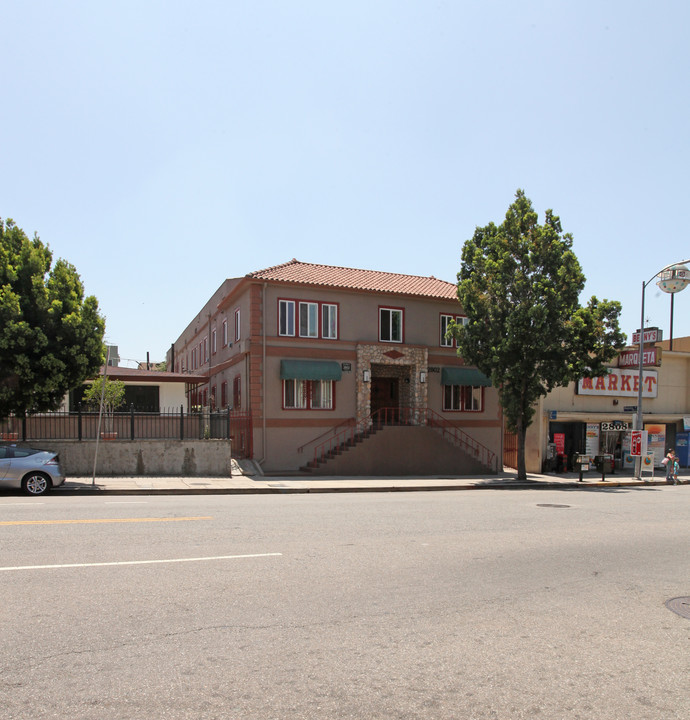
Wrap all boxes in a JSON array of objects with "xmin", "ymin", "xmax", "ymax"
[
  {"xmin": 245, "ymin": 258, "xmax": 301, "ymax": 278},
  {"xmin": 246, "ymin": 259, "xmax": 458, "ymax": 299}
]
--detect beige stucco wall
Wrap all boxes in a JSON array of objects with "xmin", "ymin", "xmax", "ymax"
[
  {"xmin": 59, "ymin": 379, "xmax": 189, "ymax": 414},
  {"xmin": 157, "ymin": 382, "xmax": 187, "ymax": 408},
  {"xmin": 524, "ymin": 349, "xmax": 690, "ymax": 473}
]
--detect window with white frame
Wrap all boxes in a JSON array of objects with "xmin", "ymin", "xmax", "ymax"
[
  {"xmin": 234, "ymin": 308, "xmax": 241, "ymax": 342},
  {"xmin": 283, "ymin": 379, "xmax": 334, "ymax": 409},
  {"xmin": 322, "ymin": 304, "xmax": 338, "ymax": 339},
  {"xmin": 379, "ymin": 307, "xmax": 403, "ymax": 343},
  {"xmin": 279, "ymin": 300, "xmax": 296, "ymax": 336},
  {"xmin": 440, "ymin": 314, "xmax": 468, "ymax": 347},
  {"xmin": 310, "ymin": 379, "xmax": 333, "ymax": 409},
  {"xmin": 443, "ymin": 384, "xmax": 483, "ymax": 412},
  {"xmin": 299, "ymin": 302, "xmax": 319, "ymax": 338},
  {"xmin": 283, "ymin": 378, "xmax": 307, "ymax": 409},
  {"xmin": 464, "ymin": 385, "xmax": 482, "ymax": 411},
  {"xmin": 222, "ymin": 319, "xmax": 228, "ymax": 346},
  {"xmin": 212, "ymin": 329, "xmax": 217, "ymax": 354},
  {"xmin": 279, "ymin": 299, "xmax": 339, "ymax": 339}
]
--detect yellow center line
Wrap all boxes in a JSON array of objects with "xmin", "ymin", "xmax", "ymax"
[{"xmin": 0, "ymin": 516, "xmax": 213, "ymax": 526}]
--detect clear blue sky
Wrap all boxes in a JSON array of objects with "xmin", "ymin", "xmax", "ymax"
[{"xmin": 2, "ymin": 1, "xmax": 689, "ymax": 366}]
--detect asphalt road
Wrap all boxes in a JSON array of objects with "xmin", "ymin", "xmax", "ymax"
[{"xmin": 1, "ymin": 487, "xmax": 689, "ymax": 719}]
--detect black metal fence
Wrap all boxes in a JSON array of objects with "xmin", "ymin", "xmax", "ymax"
[{"xmin": 0, "ymin": 407, "xmax": 253, "ymax": 458}]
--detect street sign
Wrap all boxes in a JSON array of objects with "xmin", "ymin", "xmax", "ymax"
[{"xmin": 623, "ymin": 405, "xmax": 637, "ymax": 413}]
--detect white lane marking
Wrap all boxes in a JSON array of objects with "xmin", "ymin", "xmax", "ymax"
[
  {"xmin": 105, "ymin": 501, "xmax": 149, "ymax": 504},
  {"xmin": 0, "ymin": 553, "xmax": 282, "ymax": 572}
]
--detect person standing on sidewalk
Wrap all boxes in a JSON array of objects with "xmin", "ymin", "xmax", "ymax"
[
  {"xmin": 672, "ymin": 454, "xmax": 680, "ymax": 484},
  {"xmin": 664, "ymin": 449, "xmax": 676, "ymax": 484}
]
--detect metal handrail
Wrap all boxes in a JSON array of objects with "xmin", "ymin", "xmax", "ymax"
[
  {"xmin": 310, "ymin": 412, "xmax": 381, "ymax": 466},
  {"xmin": 423, "ymin": 408, "xmax": 498, "ymax": 472},
  {"xmin": 296, "ymin": 416, "xmax": 358, "ymax": 455},
  {"xmin": 309, "ymin": 406, "xmax": 497, "ymax": 472}
]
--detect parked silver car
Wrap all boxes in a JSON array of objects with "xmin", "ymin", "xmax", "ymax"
[{"xmin": 0, "ymin": 445, "xmax": 65, "ymax": 495}]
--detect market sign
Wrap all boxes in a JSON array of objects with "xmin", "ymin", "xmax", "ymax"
[
  {"xmin": 576, "ymin": 368, "xmax": 658, "ymax": 398},
  {"xmin": 631, "ymin": 327, "xmax": 662, "ymax": 345},
  {"xmin": 618, "ymin": 346, "xmax": 661, "ymax": 368}
]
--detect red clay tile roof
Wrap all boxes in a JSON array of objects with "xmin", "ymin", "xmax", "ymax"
[{"xmin": 247, "ymin": 259, "xmax": 458, "ymax": 300}]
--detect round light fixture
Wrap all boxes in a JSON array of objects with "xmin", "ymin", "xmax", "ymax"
[{"xmin": 657, "ymin": 264, "xmax": 690, "ymax": 294}]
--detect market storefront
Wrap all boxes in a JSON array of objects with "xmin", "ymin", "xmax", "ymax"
[
  {"xmin": 525, "ymin": 345, "xmax": 690, "ymax": 475},
  {"xmin": 546, "ymin": 419, "xmax": 632, "ymax": 472},
  {"xmin": 533, "ymin": 357, "xmax": 690, "ymax": 473}
]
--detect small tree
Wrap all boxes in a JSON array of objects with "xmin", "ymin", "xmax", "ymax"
[
  {"xmin": 453, "ymin": 190, "xmax": 625, "ymax": 480},
  {"xmin": 83, "ymin": 377, "xmax": 126, "ymax": 433}
]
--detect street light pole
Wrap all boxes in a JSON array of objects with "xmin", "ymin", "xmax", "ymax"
[{"xmin": 634, "ymin": 260, "xmax": 690, "ymax": 480}]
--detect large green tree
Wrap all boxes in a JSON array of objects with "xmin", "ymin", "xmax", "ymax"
[
  {"xmin": 453, "ymin": 190, "xmax": 625, "ymax": 480},
  {"xmin": 0, "ymin": 218, "xmax": 105, "ymax": 418}
]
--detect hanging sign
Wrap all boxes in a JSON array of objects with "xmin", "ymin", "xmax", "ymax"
[
  {"xmin": 618, "ymin": 346, "xmax": 661, "ymax": 368},
  {"xmin": 631, "ymin": 327, "xmax": 662, "ymax": 345}
]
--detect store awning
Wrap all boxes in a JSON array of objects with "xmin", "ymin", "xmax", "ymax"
[
  {"xmin": 441, "ymin": 367, "xmax": 492, "ymax": 387},
  {"xmin": 280, "ymin": 360, "xmax": 342, "ymax": 381}
]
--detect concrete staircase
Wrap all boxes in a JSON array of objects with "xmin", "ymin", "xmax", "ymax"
[{"xmin": 300, "ymin": 424, "xmax": 490, "ymax": 476}]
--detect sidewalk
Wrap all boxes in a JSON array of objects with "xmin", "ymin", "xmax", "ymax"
[{"xmin": 59, "ymin": 464, "xmax": 688, "ymax": 495}]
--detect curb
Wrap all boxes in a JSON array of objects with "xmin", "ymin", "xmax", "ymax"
[{"xmin": 53, "ymin": 478, "xmax": 685, "ymax": 496}]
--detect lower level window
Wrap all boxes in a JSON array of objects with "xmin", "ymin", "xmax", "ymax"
[
  {"xmin": 443, "ymin": 385, "xmax": 483, "ymax": 412},
  {"xmin": 283, "ymin": 379, "xmax": 334, "ymax": 410}
]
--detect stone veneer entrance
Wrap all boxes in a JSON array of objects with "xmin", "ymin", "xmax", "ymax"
[{"xmin": 356, "ymin": 344, "xmax": 428, "ymax": 423}]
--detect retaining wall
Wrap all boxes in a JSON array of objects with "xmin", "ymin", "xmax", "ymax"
[{"xmin": 23, "ymin": 439, "xmax": 234, "ymax": 477}]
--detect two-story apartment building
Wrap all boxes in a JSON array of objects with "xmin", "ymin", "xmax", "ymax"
[{"xmin": 167, "ymin": 260, "xmax": 502, "ymax": 475}]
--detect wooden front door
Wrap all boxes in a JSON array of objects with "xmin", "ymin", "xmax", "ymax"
[{"xmin": 371, "ymin": 377, "xmax": 399, "ymax": 423}]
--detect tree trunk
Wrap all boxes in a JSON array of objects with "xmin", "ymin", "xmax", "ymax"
[{"xmin": 516, "ymin": 417, "xmax": 527, "ymax": 481}]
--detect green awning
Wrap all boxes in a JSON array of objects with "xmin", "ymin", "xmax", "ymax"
[
  {"xmin": 441, "ymin": 367, "xmax": 492, "ymax": 387},
  {"xmin": 280, "ymin": 360, "xmax": 342, "ymax": 381}
]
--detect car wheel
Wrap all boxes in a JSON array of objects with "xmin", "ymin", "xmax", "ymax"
[{"xmin": 22, "ymin": 473, "xmax": 51, "ymax": 496}]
